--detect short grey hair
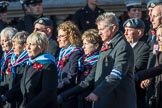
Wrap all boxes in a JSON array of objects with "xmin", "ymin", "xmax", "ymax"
[
  {"xmin": 0, "ymin": 27, "xmax": 18, "ymax": 41},
  {"xmin": 12, "ymin": 31, "xmax": 28, "ymax": 45},
  {"xmin": 96, "ymin": 12, "xmax": 119, "ymax": 28}
]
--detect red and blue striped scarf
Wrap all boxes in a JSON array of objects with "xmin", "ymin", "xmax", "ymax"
[
  {"xmin": 0, "ymin": 49, "xmax": 13, "ymax": 80},
  {"xmin": 78, "ymin": 51, "xmax": 99, "ymax": 72},
  {"xmin": 57, "ymin": 45, "xmax": 82, "ymax": 76},
  {"xmin": 10, "ymin": 50, "xmax": 29, "ymax": 79}
]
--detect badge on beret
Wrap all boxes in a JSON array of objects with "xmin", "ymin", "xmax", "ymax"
[
  {"xmin": 151, "ymin": 3, "xmax": 155, "ymax": 8},
  {"xmin": 86, "ymin": 21, "xmax": 90, "ymax": 24},
  {"xmin": 126, "ymin": 22, "xmax": 131, "ymax": 27},
  {"xmin": 38, "ymin": 19, "xmax": 44, "ymax": 23}
]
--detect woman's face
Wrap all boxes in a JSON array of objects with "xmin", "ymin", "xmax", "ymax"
[
  {"xmin": 12, "ymin": 41, "xmax": 24, "ymax": 56},
  {"xmin": 156, "ymin": 28, "xmax": 162, "ymax": 46},
  {"xmin": 57, "ymin": 29, "xmax": 71, "ymax": 49},
  {"xmin": 0, "ymin": 36, "xmax": 12, "ymax": 52},
  {"xmin": 26, "ymin": 41, "xmax": 42, "ymax": 58},
  {"xmin": 82, "ymin": 39, "xmax": 97, "ymax": 55}
]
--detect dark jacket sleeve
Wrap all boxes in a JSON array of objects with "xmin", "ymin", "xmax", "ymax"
[{"xmin": 135, "ymin": 64, "xmax": 162, "ymax": 82}]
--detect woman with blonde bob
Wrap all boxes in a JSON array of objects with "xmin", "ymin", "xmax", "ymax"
[
  {"xmin": 57, "ymin": 21, "xmax": 83, "ymax": 108},
  {"xmin": 1, "ymin": 31, "xmax": 58, "ymax": 108}
]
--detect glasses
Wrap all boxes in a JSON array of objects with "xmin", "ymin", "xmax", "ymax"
[{"xmin": 57, "ymin": 35, "xmax": 67, "ymax": 39}]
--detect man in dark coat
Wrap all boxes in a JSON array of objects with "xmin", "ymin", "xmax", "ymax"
[
  {"xmin": 85, "ymin": 12, "xmax": 137, "ymax": 108},
  {"xmin": 72, "ymin": 0, "xmax": 104, "ymax": 33},
  {"xmin": 124, "ymin": 18, "xmax": 150, "ymax": 108}
]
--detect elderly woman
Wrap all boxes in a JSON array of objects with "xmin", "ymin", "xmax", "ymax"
[
  {"xmin": 0, "ymin": 31, "xmax": 29, "ymax": 108},
  {"xmin": 58, "ymin": 29, "xmax": 102, "ymax": 108},
  {"xmin": 57, "ymin": 21, "xmax": 83, "ymax": 108},
  {"xmin": 0, "ymin": 27, "xmax": 17, "ymax": 94}
]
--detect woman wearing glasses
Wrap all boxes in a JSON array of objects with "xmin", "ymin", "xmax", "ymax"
[{"xmin": 57, "ymin": 21, "xmax": 83, "ymax": 108}]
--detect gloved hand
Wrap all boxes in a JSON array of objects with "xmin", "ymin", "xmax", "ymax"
[
  {"xmin": 57, "ymin": 94, "xmax": 64, "ymax": 104},
  {"xmin": 0, "ymin": 94, "xmax": 7, "ymax": 105}
]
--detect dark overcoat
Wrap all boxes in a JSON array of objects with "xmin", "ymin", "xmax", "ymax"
[
  {"xmin": 92, "ymin": 31, "xmax": 137, "ymax": 108},
  {"xmin": 20, "ymin": 62, "xmax": 57, "ymax": 108}
]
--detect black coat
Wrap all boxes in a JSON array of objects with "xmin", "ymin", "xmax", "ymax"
[
  {"xmin": 19, "ymin": 63, "xmax": 57, "ymax": 108},
  {"xmin": 58, "ymin": 49, "xmax": 83, "ymax": 108},
  {"xmin": 133, "ymin": 40, "xmax": 150, "ymax": 108}
]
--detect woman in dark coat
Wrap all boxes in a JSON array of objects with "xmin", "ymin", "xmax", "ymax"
[
  {"xmin": 57, "ymin": 29, "xmax": 102, "ymax": 108},
  {"xmin": 2, "ymin": 31, "xmax": 29, "ymax": 108},
  {"xmin": 0, "ymin": 27, "xmax": 17, "ymax": 107},
  {"xmin": 135, "ymin": 25, "xmax": 162, "ymax": 108},
  {"xmin": 57, "ymin": 21, "xmax": 83, "ymax": 108}
]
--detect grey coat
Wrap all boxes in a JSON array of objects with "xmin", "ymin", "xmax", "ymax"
[{"xmin": 92, "ymin": 31, "xmax": 137, "ymax": 108}]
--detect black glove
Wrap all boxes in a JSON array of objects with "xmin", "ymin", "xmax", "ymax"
[
  {"xmin": 57, "ymin": 94, "xmax": 64, "ymax": 104},
  {"xmin": 0, "ymin": 94, "xmax": 7, "ymax": 105}
]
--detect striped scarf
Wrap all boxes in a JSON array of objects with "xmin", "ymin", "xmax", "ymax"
[
  {"xmin": 0, "ymin": 49, "xmax": 13, "ymax": 80},
  {"xmin": 57, "ymin": 45, "xmax": 82, "ymax": 76},
  {"xmin": 10, "ymin": 50, "xmax": 29, "ymax": 79},
  {"xmin": 78, "ymin": 51, "xmax": 99, "ymax": 72}
]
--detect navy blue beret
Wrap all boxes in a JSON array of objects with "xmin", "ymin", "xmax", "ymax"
[
  {"xmin": 123, "ymin": 18, "xmax": 145, "ymax": 29},
  {"xmin": 34, "ymin": 17, "xmax": 53, "ymax": 27},
  {"xmin": 147, "ymin": 0, "xmax": 162, "ymax": 8}
]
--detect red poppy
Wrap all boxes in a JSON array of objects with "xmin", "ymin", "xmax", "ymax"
[{"xmin": 33, "ymin": 63, "xmax": 43, "ymax": 70}]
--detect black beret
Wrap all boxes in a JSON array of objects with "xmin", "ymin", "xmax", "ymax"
[
  {"xmin": 123, "ymin": 18, "xmax": 145, "ymax": 29},
  {"xmin": 23, "ymin": 0, "xmax": 42, "ymax": 5},
  {"xmin": 34, "ymin": 17, "xmax": 53, "ymax": 27},
  {"xmin": 147, "ymin": 0, "xmax": 162, "ymax": 8},
  {"xmin": 0, "ymin": 1, "xmax": 9, "ymax": 13}
]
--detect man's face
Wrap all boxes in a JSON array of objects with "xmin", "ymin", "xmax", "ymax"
[
  {"xmin": 0, "ymin": 12, "xmax": 7, "ymax": 22},
  {"xmin": 151, "ymin": 6, "xmax": 162, "ymax": 29},
  {"xmin": 97, "ymin": 21, "xmax": 113, "ymax": 42},
  {"xmin": 124, "ymin": 27, "xmax": 139, "ymax": 43},
  {"xmin": 27, "ymin": 3, "xmax": 43, "ymax": 17},
  {"xmin": 128, "ymin": 8, "xmax": 142, "ymax": 18}
]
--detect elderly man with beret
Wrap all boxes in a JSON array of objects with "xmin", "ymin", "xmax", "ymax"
[{"xmin": 124, "ymin": 18, "xmax": 150, "ymax": 108}]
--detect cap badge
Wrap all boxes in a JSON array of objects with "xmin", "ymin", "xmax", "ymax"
[
  {"xmin": 38, "ymin": 19, "xmax": 44, "ymax": 23},
  {"xmin": 126, "ymin": 22, "xmax": 131, "ymax": 27},
  {"xmin": 151, "ymin": 3, "xmax": 155, "ymax": 8},
  {"xmin": 86, "ymin": 21, "xmax": 90, "ymax": 24}
]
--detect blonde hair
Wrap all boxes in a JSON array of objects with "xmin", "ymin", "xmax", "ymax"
[
  {"xmin": 27, "ymin": 31, "xmax": 48, "ymax": 53},
  {"xmin": 57, "ymin": 21, "xmax": 82, "ymax": 46}
]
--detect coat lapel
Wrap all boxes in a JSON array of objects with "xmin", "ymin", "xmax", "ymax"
[{"xmin": 24, "ymin": 65, "xmax": 39, "ymax": 84}]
